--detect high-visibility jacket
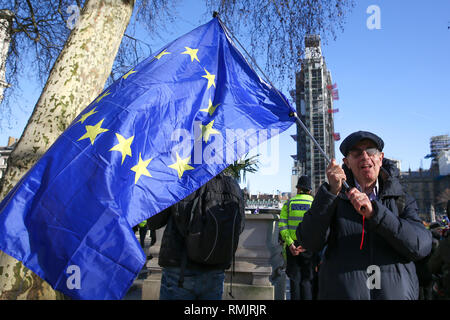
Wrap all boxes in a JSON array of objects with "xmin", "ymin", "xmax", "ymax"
[
  {"xmin": 278, "ymin": 193, "xmax": 314, "ymax": 247},
  {"xmin": 138, "ymin": 220, "xmax": 147, "ymax": 228}
]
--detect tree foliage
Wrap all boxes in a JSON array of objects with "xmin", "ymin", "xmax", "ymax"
[
  {"xmin": 1, "ymin": 0, "xmax": 74, "ymax": 82},
  {"xmin": 0, "ymin": 0, "xmax": 74, "ymax": 120},
  {"xmin": 0, "ymin": 0, "xmax": 178, "ymax": 126},
  {"xmin": 0, "ymin": 0, "xmax": 354, "ymax": 124},
  {"xmin": 436, "ymin": 188, "xmax": 450, "ymax": 211},
  {"xmin": 0, "ymin": 0, "xmax": 180, "ymax": 83},
  {"xmin": 205, "ymin": 0, "xmax": 355, "ymax": 89},
  {"xmin": 223, "ymin": 154, "xmax": 259, "ymax": 183},
  {"xmin": 107, "ymin": 0, "xmax": 180, "ymax": 83}
]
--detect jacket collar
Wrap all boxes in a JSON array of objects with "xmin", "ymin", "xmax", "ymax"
[{"xmin": 338, "ymin": 158, "xmax": 404, "ymax": 200}]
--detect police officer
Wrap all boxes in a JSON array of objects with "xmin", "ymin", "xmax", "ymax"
[
  {"xmin": 133, "ymin": 219, "xmax": 148, "ymax": 249},
  {"xmin": 279, "ymin": 175, "xmax": 315, "ymax": 300}
]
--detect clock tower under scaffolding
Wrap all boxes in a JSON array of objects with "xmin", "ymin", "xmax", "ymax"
[{"xmin": 291, "ymin": 35, "xmax": 339, "ymax": 195}]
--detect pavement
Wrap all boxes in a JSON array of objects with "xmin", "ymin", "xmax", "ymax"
[
  {"xmin": 122, "ymin": 230, "xmax": 294, "ymax": 300},
  {"xmin": 123, "ymin": 271, "xmax": 147, "ymax": 300}
]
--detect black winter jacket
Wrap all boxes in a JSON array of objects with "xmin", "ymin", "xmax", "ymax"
[
  {"xmin": 297, "ymin": 158, "xmax": 432, "ymax": 300},
  {"xmin": 147, "ymin": 173, "xmax": 245, "ymax": 271}
]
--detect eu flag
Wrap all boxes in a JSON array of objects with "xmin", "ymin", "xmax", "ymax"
[{"xmin": 0, "ymin": 18, "xmax": 295, "ymax": 299}]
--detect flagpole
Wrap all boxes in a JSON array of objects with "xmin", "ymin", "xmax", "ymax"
[
  {"xmin": 214, "ymin": 12, "xmax": 291, "ymax": 108},
  {"xmin": 290, "ymin": 111, "xmax": 350, "ymax": 191},
  {"xmin": 213, "ymin": 12, "xmax": 351, "ymax": 191}
]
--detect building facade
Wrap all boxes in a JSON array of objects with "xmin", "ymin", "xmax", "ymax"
[
  {"xmin": 400, "ymin": 135, "xmax": 450, "ymax": 221},
  {"xmin": 0, "ymin": 136, "xmax": 16, "ymax": 180},
  {"xmin": 400, "ymin": 169, "xmax": 436, "ymax": 221},
  {"xmin": 439, "ymin": 150, "xmax": 450, "ymax": 176},
  {"xmin": 291, "ymin": 35, "xmax": 337, "ymax": 194},
  {"xmin": 427, "ymin": 134, "xmax": 450, "ymax": 169}
]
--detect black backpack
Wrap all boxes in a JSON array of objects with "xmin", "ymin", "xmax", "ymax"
[
  {"xmin": 177, "ymin": 174, "xmax": 244, "ymax": 294},
  {"xmin": 185, "ymin": 175, "xmax": 243, "ymax": 265}
]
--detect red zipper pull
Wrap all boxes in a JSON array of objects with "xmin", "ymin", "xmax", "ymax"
[{"xmin": 360, "ymin": 216, "xmax": 365, "ymax": 250}]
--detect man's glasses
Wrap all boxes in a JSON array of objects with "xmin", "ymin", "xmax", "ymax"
[{"xmin": 348, "ymin": 147, "xmax": 380, "ymax": 158}]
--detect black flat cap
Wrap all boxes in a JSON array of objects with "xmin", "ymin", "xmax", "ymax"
[{"xmin": 339, "ymin": 131, "xmax": 384, "ymax": 156}]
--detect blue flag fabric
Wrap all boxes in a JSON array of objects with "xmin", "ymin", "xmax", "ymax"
[{"xmin": 0, "ymin": 18, "xmax": 295, "ymax": 299}]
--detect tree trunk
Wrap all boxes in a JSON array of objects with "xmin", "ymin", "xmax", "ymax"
[
  {"xmin": 0, "ymin": 10, "xmax": 13, "ymax": 104},
  {"xmin": 0, "ymin": 0, "xmax": 134, "ymax": 300}
]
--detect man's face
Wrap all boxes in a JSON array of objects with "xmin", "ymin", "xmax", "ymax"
[{"xmin": 343, "ymin": 139, "xmax": 384, "ymax": 186}]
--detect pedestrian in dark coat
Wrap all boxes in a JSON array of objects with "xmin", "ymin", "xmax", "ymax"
[
  {"xmin": 147, "ymin": 172, "xmax": 245, "ymax": 300},
  {"xmin": 428, "ymin": 232, "xmax": 450, "ymax": 299},
  {"xmin": 297, "ymin": 131, "xmax": 432, "ymax": 300}
]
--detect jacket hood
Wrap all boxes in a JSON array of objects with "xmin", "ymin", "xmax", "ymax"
[{"xmin": 341, "ymin": 157, "xmax": 404, "ymax": 198}]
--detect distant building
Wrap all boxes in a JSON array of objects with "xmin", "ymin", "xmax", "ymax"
[
  {"xmin": 400, "ymin": 135, "xmax": 450, "ymax": 221},
  {"xmin": 291, "ymin": 34, "xmax": 337, "ymax": 194},
  {"xmin": 389, "ymin": 159, "xmax": 401, "ymax": 172},
  {"xmin": 245, "ymin": 191, "xmax": 289, "ymax": 210},
  {"xmin": 400, "ymin": 169, "xmax": 436, "ymax": 221},
  {"xmin": 439, "ymin": 150, "xmax": 450, "ymax": 176},
  {"xmin": 426, "ymin": 134, "xmax": 450, "ymax": 171},
  {"xmin": 0, "ymin": 136, "xmax": 17, "ymax": 180}
]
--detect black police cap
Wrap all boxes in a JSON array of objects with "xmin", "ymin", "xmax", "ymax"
[{"xmin": 296, "ymin": 175, "xmax": 312, "ymax": 191}]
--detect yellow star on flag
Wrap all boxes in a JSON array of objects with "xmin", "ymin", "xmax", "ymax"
[
  {"xmin": 95, "ymin": 90, "xmax": 111, "ymax": 104},
  {"xmin": 168, "ymin": 152, "xmax": 194, "ymax": 179},
  {"xmin": 77, "ymin": 107, "xmax": 98, "ymax": 124},
  {"xmin": 122, "ymin": 69, "xmax": 137, "ymax": 80},
  {"xmin": 130, "ymin": 153, "xmax": 153, "ymax": 184},
  {"xmin": 78, "ymin": 119, "xmax": 109, "ymax": 145},
  {"xmin": 200, "ymin": 120, "xmax": 220, "ymax": 143},
  {"xmin": 202, "ymin": 68, "xmax": 216, "ymax": 89},
  {"xmin": 200, "ymin": 99, "xmax": 220, "ymax": 116},
  {"xmin": 181, "ymin": 47, "xmax": 200, "ymax": 62},
  {"xmin": 109, "ymin": 133, "xmax": 134, "ymax": 164},
  {"xmin": 155, "ymin": 49, "xmax": 171, "ymax": 60}
]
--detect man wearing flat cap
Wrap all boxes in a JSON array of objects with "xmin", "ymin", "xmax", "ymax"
[
  {"xmin": 297, "ymin": 131, "xmax": 432, "ymax": 300},
  {"xmin": 279, "ymin": 175, "xmax": 316, "ymax": 300}
]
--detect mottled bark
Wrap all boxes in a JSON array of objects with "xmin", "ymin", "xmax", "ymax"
[
  {"xmin": 0, "ymin": 10, "xmax": 13, "ymax": 104},
  {"xmin": 0, "ymin": 0, "xmax": 134, "ymax": 299}
]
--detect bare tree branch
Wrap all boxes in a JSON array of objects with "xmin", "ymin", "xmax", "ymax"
[
  {"xmin": 205, "ymin": 0, "xmax": 355, "ymax": 90},
  {"xmin": 0, "ymin": 0, "xmax": 354, "ymax": 130},
  {"xmin": 0, "ymin": 0, "xmax": 180, "ymax": 128}
]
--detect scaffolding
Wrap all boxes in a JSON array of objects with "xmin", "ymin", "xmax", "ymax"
[{"xmin": 292, "ymin": 35, "xmax": 337, "ymax": 194}]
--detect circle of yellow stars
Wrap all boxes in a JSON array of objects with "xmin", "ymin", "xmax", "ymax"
[{"xmin": 76, "ymin": 45, "xmax": 221, "ymax": 185}]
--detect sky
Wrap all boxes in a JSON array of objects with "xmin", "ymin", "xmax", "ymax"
[{"xmin": 0, "ymin": 0, "xmax": 449, "ymax": 195}]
